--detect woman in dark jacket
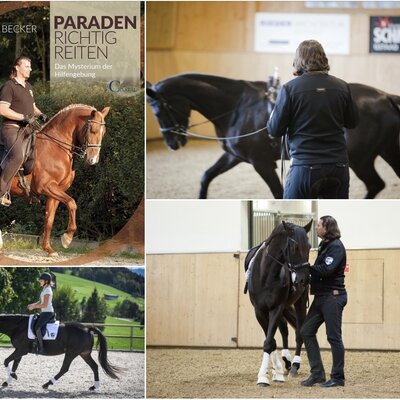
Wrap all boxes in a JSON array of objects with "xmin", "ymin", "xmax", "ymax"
[{"xmin": 300, "ymin": 215, "xmax": 347, "ymax": 387}]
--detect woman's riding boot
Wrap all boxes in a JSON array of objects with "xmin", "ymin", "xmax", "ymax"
[{"xmin": 36, "ymin": 330, "xmax": 44, "ymax": 354}]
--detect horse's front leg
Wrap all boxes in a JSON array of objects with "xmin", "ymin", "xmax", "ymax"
[
  {"xmin": 266, "ymin": 306, "xmax": 286, "ymax": 383},
  {"xmin": 42, "ymin": 185, "xmax": 77, "ymax": 255},
  {"xmin": 199, "ymin": 152, "xmax": 241, "ymax": 199},
  {"xmin": 290, "ymin": 290, "xmax": 309, "ymax": 377},
  {"xmin": 42, "ymin": 197, "xmax": 61, "ymax": 256},
  {"xmin": 3, "ymin": 350, "xmax": 26, "ymax": 387}
]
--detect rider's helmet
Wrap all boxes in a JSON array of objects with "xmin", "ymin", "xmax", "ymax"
[{"xmin": 38, "ymin": 272, "xmax": 52, "ymax": 284}]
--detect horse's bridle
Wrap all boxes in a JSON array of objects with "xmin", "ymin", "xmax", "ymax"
[
  {"xmin": 82, "ymin": 118, "xmax": 107, "ymax": 151},
  {"xmin": 267, "ymin": 236, "xmax": 310, "ymax": 275}
]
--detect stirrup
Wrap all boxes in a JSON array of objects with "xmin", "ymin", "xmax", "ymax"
[{"xmin": 0, "ymin": 192, "xmax": 11, "ymax": 207}]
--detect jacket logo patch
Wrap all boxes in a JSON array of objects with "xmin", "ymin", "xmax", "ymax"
[{"xmin": 325, "ymin": 256, "xmax": 334, "ymax": 265}]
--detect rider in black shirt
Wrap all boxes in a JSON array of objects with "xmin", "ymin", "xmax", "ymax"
[
  {"xmin": 267, "ymin": 40, "xmax": 359, "ymax": 199},
  {"xmin": 0, "ymin": 56, "xmax": 47, "ymax": 206},
  {"xmin": 300, "ymin": 215, "xmax": 347, "ymax": 388}
]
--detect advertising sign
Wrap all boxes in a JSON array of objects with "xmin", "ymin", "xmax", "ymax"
[
  {"xmin": 254, "ymin": 13, "xmax": 350, "ymax": 55},
  {"xmin": 370, "ymin": 16, "xmax": 400, "ymax": 53}
]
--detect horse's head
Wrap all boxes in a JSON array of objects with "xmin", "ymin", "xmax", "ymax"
[
  {"xmin": 83, "ymin": 107, "xmax": 110, "ymax": 165},
  {"xmin": 146, "ymin": 81, "xmax": 189, "ymax": 151},
  {"xmin": 282, "ymin": 220, "xmax": 313, "ymax": 286}
]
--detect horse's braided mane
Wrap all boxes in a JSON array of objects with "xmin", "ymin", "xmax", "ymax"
[{"xmin": 42, "ymin": 104, "xmax": 96, "ymax": 129}]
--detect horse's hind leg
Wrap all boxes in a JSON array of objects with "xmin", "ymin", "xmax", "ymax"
[
  {"xmin": 42, "ymin": 353, "xmax": 76, "ymax": 389},
  {"xmin": 199, "ymin": 153, "xmax": 241, "ymax": 198},
  {"xmin": 80, "ymin": 353, "xmax": 100, "ymax": 391}
]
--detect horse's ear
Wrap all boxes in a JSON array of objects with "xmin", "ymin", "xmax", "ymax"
[
  {"xmin": 303, "ymin": 219, "xmax": 313, "ymax": 233},
  {"xmin": 282, "ymin": 221, "xmax": 293, "ymax": 234},
  {"xmin": 146, "ymin": 82, "xmax": 159, "ymax": 100},
  {"xmin": 101, "ymin": 107, "xmax": 110, "ymax": 118}
]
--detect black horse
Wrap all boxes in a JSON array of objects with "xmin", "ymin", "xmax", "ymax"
[
  {"xmin": 0, "ymin": 314, "xmax": 119, "ymax": 390},
  {"xmin": 244, "ymin": 220, "xmax": 312, "ymax": 386},
  {"xmin": 147, "ymin": 73, "xmax": 400, "ymax": 199}
]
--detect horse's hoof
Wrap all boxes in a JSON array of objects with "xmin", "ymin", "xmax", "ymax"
[
  {"xmin": 48, "ymin": 252, "xmax": 59, "ymax": 257},
  {"xmin": 289, "ymin": 368, "xmax": 298, "ymax": 378},
  {"xmin": 2, "ymin": 382, "xmax": 8, "ymax": 387},
  {"xmin": 42, "ymin": 381, "xmax": 52, "ymax": 390},
  {"xmin": 10, "ymin": 372, "xmax": 17, "ymax": 380},
  {"xmin": 61, "ymin": 233, "xmax": 72, "ymax": 249},
  {"xmin": 257, "ymin": 382, "xmax": 269, "ymax": 387},
  {"xmin": 89, "ymin": 385, "xmax": 96, "ymax": 391}
]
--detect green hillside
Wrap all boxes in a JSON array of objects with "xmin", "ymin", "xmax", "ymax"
[{"xmin": 54, "ymin": 272, "xmax": 144, "ymax": 311}]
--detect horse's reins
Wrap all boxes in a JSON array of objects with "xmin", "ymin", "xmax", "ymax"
[
  {"xmin": 156, "ymin": 86, "xmax": 279, "ymax": 141},
  {"xmin": 38, "ymin": 117, "xmax": 106, "ymax": 158}
]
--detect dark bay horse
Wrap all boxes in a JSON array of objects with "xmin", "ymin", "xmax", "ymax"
[
  {"xmin": 9, "ymin": 104, "xmax": 110, "ymax": 255},
  {"xmin": 244, "ymin": 220, "xmax": 312, "ymax": 386},
  {"xmin": 0, "ymin": 314, "xmax": 119, "ymax": 390},
  {"xmin": 147, "ymin": 73, "xmax": 400, "ymax": 199}
]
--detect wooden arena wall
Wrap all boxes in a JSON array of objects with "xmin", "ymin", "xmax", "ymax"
[
  {"xmin": 147, "ymin": 249, "xmax": 400, "ymax": 350},
  {"xmin": 146, "ymin": 1, "xmax": 400, "ymax": 139}
]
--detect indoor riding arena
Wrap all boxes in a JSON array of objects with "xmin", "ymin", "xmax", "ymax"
[
  {"xmin": 146, "ymin": 2, "xmax": 400, "ymax": 199},
  {"xmin": 146, "ymin": 200, "xmax": 400, "ymax": 398}
]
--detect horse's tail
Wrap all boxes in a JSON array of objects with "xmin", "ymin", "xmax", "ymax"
[{"xmin": 89, "ymin": 327, "xmax": 120, "ymax": 379}]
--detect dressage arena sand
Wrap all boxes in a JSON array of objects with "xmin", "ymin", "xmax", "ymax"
[
  {"xmin": 0, "ymin": 348, "xmax": 144, "ymax": 398},
  {"xmin": 146, "ymin": 348, "xmax": 400, "ymax": 398},
  {"xmin": 147, "ymin": 140, "xmax": 400, "ymax": 199}
]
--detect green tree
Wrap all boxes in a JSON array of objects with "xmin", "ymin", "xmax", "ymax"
[
  {"xmin": 4, "ymin": 268, "xmax": 47, "ymax": 313},
  {"xmin": 53, "ymin": 284, "xmax": 80, "ymax": 322},
  {"xmin": 81, "ymin": 288, "xmax": 107, "ymax": 325},
  {"xmin": 113, "ymin": 299, "xmax": 140, "ymax": 319},
  {"xmin": 0, "ymin": 268, "xmax": 16, "ymax": 310}
]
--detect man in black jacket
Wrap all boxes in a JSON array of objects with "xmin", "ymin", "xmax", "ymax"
[
  {"xmin": 300, "ymin": 215, "xmax": 347, "ymax": 387},
  {"xmin": 267, "ymin": 40, "xmax": 359, "ymax": 199}
]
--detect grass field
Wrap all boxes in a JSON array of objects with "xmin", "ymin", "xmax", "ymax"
[
  {"xmin": 0, "ymin": 272, "xmax": 144, "ymax": 351},
  {"xmin": 54, "ymin": 272, "xmax": 144, "ymax": 311}
]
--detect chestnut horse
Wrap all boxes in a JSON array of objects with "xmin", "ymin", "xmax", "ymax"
[{"xmin": 9, "ymin": 104, "xmax": 110, "ymax": 256}]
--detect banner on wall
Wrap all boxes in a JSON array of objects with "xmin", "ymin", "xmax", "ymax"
[
  {"xmin": 254, "ymin": 13, "xmax": 350, "ymax": 55},
  {"xmin": 370, "ymin": 16, "xmax": 400, "ymax": 53}
]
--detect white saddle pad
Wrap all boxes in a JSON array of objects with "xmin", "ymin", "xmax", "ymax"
[{"xmin": 28, "ymin": 315, "xmax": 60, "ymax": 340}]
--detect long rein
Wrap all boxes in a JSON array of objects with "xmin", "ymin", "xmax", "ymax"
[{"xmin": 158, "ymin": 88, "xmax": 278, "ymax": 141}]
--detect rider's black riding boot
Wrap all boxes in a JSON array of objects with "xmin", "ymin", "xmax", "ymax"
[{"xmin": 36, "ymin": 329, "xmax": 44, "ymax": 355}]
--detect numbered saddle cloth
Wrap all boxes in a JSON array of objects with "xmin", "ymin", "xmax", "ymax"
[{"xmin": 28, "ymin": 315, "xmax": 60, "ymax": 340}]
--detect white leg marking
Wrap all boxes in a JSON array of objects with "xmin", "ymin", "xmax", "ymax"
[
  {"xmin": 271, "ymin": 350, "xmax": 285, "ymax": 382},
  {"xmin": 292, "ymin": 355, "xmax": 301, "ymax": 364},
  {"xmin": 281, "ymin": 348, "xmax": 292, "ymax": 361},
  {"xmin": 50, "ymin": 376, "xmax": 57, "ymax": 385},
  {"xmin": 257, "ymin": 352, "xmax": 270, "ymax": 385},
  {"xmin": 94, "ymin": 381, "xmax": 100, "ymax": 389}
]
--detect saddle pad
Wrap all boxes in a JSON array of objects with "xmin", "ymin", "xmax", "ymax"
[{"xmin": 28, "ymin": 315, "xmax": 60, "ymax": 340}]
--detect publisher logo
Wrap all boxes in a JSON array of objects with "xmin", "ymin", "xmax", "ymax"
[{"xmin": 107, "ymin": 80, "xmax": 138, "ymax": 97}]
